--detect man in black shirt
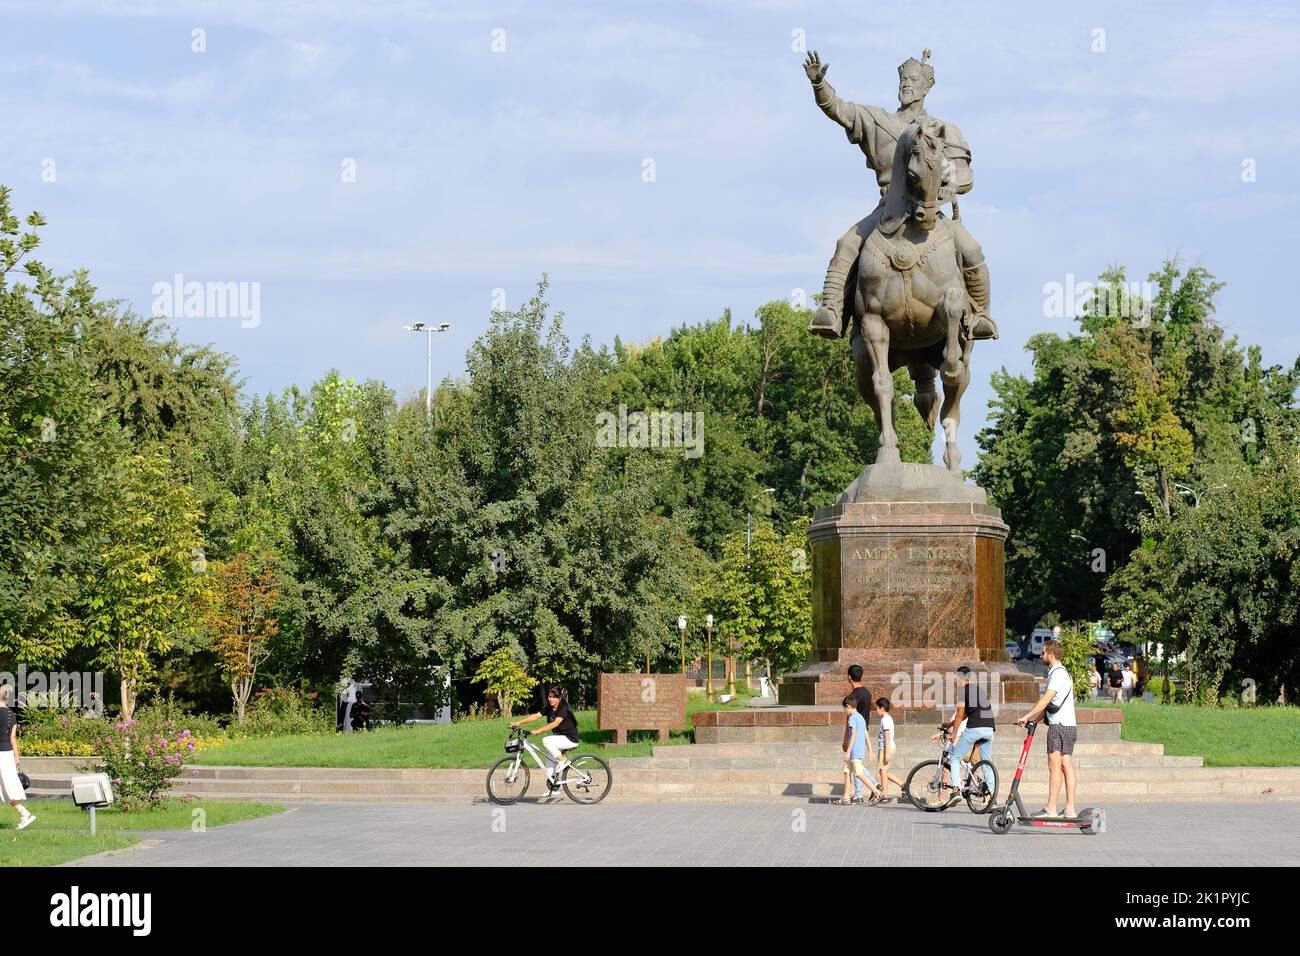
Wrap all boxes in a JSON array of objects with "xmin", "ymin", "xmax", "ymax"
[
  {"xmin": 843, "ymin": 664, "xmax": 876, "ymax": 801},
  {"xmin": 946, "ymin": 665, "xmax": 996, "ymax": 795},
  {"xmin": 512, "ymin": 686, "xmax": 580, "ymax": 775}
]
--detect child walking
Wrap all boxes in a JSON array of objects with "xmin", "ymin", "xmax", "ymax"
[
  {"xmin": 833, "ymin": 694, "xmax": 882, "ymax": 805},
  {"xmin": 874, "ymin": 698, "xmax": 907, "ymax": 802}
]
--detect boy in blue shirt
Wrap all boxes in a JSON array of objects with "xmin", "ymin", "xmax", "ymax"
[{"xmin": 833, "ymin": 694, "xmax": 882, "ymax": 805}]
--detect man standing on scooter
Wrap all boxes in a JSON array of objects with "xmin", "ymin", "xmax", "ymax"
[{"xmin": 1018, "ymin": 640, "xmax": 1078, "ymax": 819}]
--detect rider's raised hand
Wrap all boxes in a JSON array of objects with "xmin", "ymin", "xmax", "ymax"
[{"xmin": 803, "ymin": 51, "xmax": 828, "ymax": 84}]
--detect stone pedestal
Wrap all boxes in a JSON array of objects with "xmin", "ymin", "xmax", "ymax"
[{"xmin": 779, "ymin": 464, "xmax": 1038, "ymax": 707}]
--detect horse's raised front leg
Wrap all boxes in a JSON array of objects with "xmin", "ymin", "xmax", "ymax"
[
  {"xmin": 858, "ymin": 314, "xmax": 900, "ymax": 464},
  {"xmin": 938, "ymin": 287, "xmax": 966, "ymax": 388},
  {"xmin": 939, "ymin": 358, "xmax": 970, "ymax": 473}
]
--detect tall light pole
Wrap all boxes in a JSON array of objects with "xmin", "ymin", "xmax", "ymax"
[
  {"xmin": 742, "ymin": 488, "xmax": 775, "ymax": 692},
  {"xmin": 1172, "ymin": 482, "xmax": 1226, "ymax": 508},
  {"xmin": 705, "ymin": 613, "xmax": 714, "ymax": 696},
  {"xmin": 402, "ymin": 321, "xmax": 451, "ymax": 419},
  {"xmin": 677, "ymin": 614, "xmax": 687, "ymax": 675}
]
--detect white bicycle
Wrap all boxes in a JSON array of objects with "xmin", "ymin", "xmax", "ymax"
[{"xmin": 486, "ymin": 726, "xmax": 612, "ymax": 805}]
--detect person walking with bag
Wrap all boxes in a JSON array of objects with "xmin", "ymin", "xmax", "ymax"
[{"xmin": 0, "ymin": 685, "xmax": 36, "ymax": 830}]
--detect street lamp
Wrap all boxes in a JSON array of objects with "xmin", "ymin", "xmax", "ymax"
[
  {"xmin": 677, "ymin": 614, "xmax": 687, "ymax": 675},
  {"xmin": 402, "ymin": 321, "xmax": 451, "ymax": 419},
  {"xmin": 705, "ymin": 613, "xmax": 714, "ymax": 696},
  {"xmin": 741, "ymin": 488, "xmax": 776, "ymax": 692},
  {"xmin": 1172, "ymin": 482, "xmax": 1226, "ymax": 508}
]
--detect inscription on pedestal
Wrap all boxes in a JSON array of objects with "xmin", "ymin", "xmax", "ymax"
[
  {"xmin": 844, "ymin": 535, "xmax": 974, "ymax": 650},
  {"xmin": 809, "ymin": 502, "xmax": 1008, "ymax": 663}
]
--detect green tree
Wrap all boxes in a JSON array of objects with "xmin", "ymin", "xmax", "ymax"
[
  {"xmin": 974, "ymin": 260, "xmax": 1284, "ymax": 633},
  {"xmin": 0, "ymin": 188, "xmax": 122, "ymax": 665},
  {"xmin": 698, "ymin": 518, "xmax": 812, "ymax": 679},
  {"xmin": 84, "ymin": 451, "xmax": 208, "ymax": 719},
  {"xmin": 472, "ymin": 647, "xmax": 536, "ymax": 717}
]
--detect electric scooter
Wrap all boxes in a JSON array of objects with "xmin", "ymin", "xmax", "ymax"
[{"xmin": 988, "ymin": 720, "xmax": 1103, "ymax": 835}]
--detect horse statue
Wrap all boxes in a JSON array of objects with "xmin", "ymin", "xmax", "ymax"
[{"xmin": 843, "ymin": 117, "xmax": 995, "ymax": 473}]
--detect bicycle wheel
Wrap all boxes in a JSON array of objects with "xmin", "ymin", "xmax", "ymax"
[
  {"xmin": 965, "ymin": 759, "xmax": 999, "ymax": 813},
  {"xmin": 486, "ymin": 755, "xmax": 530, "ymax": 805},
  {"xmin": 904, "ymin": 760, "xmax": 953, "ymax": 811},
  {"xmin": 560, "ymin": 754, "xmax": 612, "ymax": 805}
]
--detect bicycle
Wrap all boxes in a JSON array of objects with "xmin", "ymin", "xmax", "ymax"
[
  {"xmin": 486, "ymin": 727, "xmax": 613, "ymax": 805},
  {"xmin": 903, "ymin": 725, "xmax": 999, "ymax": 813}
]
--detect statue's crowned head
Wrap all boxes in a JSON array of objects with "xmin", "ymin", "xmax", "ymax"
[{"xmin": 897, "ymin": 48, "xmax": 934, "ymax": 108}]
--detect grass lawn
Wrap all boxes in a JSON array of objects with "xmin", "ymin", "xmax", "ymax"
[
  {"xmin": 0, "ymin": 800, "xmax": 284, "ymax": 867},
  {"xmin": 194, "ymin": 690, "xmax": 758, "ymax": 769},
  {"xmin": 1107, "ymin": 702, "xmax": 1300, "ymax": 767}
]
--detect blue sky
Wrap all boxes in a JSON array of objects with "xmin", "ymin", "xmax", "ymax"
[{"xmin": 3, "ymin": 0, "xmax": 1299, "ymax": 466}]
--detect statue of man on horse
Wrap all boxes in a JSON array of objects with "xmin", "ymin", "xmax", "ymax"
[{"xmin": 802, "ymin": 48, "xmax": 997, "ymax": 474}]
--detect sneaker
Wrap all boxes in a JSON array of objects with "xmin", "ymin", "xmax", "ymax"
[
  {"xmin": 850, "ymin": 795, "xmax": 866, "ymax": 805},
  {"xmin": 17, "ymin": 813, "xmax": 35, "ymax": 830}
]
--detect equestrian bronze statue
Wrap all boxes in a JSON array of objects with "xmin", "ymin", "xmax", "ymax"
[{"xmin": 803, "ymin": 50, "xmax": 996, "ymax": 473}]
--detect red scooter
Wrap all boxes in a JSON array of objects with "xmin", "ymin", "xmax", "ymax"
[{"xmin": 988, "ymin": 720, "xmax": 1103, "ymax": 835}]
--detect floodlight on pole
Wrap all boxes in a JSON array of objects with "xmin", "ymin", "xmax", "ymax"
[{"xmin": 402, "ymin": 321, "xmax": 452, "ymax": 419}]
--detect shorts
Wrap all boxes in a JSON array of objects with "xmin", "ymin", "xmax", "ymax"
[
  {"xmin": 843, "ymin": 758, "xmax": 866, "ymax": 776},
  {"xmin": 1046, "ymin": 724, "xmax": 1077, "ymax": 755},
  {"xmin": 877, "ymin": 750, "xmax": 894, "ymax": 774}
]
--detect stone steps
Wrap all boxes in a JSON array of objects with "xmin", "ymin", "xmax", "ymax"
[
  {"xmin": 691, "ymin": 705, "xmax": 1124, "ymax": 744},
  {"xmin": 614, "ymin": 756, "xmax": 1203, "ymax": 770},
  {"xmin": 656, "ymin": 739, "xmax": 1162, "ymax": 758},
  {"xmin": 27, "ymin": 764, "xmax": 1299, "ymax": 801}
]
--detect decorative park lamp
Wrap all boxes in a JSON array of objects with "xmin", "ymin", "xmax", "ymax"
[
  {"xmin": 678, "ymin": 614, "xmax": 687, "ymax": 674},
  {"xmin": 705, "ymin": 614, "xmax": 714, "ymax": 696}
]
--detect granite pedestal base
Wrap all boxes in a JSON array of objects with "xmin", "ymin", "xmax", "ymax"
[{"xmin": 779, "ymin": 495, "xmax": 1038, "ymax": 707}]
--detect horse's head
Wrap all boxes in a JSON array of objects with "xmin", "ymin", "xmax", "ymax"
[{"xmin": 903, "ymin": 119, "xmax": 953, "ymax": 231}]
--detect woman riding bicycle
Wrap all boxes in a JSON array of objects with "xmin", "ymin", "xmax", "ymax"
[{"xmin": 510, "ymin": 686, "xmax": 579, "ymax": 774}]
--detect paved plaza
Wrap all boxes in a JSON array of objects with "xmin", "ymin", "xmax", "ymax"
[{"xmin": 70, "ymin": 799, "xmax": 1300, "ymax": 867}]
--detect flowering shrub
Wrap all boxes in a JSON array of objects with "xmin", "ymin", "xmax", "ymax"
[
  {"xmin": 91, "ymin": 718, "xmax": 199, "ymax": 811},
  {"xmin": 239, "ymin": 686, "xmax": 332, "ymax": 737},
  {"xmin": 18, "ymin": 707, "xmax": 105, "ymax": 746}
]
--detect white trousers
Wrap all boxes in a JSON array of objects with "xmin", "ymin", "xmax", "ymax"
[
  {"xmin": 542, "ymin": 735, "xmax": 578, "ymax": 760},
  {"xmin": 0, "ymin": 751, "xmax": 26, "ymax": 802}
]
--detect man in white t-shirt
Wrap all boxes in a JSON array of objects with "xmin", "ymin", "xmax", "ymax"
[
  {"xmin": 1121, "ymin": 663, "xmax": 1135, "ymax": 703},
  {"xmin": 1017, "ymin": 639, "xmax": 1078, "ymax": 818}
]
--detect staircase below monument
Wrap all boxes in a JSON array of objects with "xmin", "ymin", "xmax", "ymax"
[{"xmin": 693, "ymin": 699, "xmax": 1089, "ymax": 744}]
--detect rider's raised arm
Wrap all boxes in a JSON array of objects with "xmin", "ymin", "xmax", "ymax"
[
  {"xmin": 509, "ymin": 712, "xmax": 543, "ymax": 728},
  {"xmin": 811, "ymin": 77, "xmax": 859, "ymax": 131}
]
